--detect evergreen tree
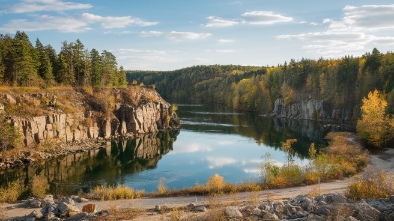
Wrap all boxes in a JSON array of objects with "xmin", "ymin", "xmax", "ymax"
[
  {"xmin": 35, "ymin": 38, "xmax": 54, "ymax": 85},
  {"xmin": 58, "ymin": 41, "xmax": 75, "ymax": 85},
  {"xmin": 90, "ymin": 48, "xmax": 101, "ymax": 86}
]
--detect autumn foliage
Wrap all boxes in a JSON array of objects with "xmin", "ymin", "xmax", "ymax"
[{"xmin": 357, "ymin": 89, "xmax": 394, "ymax": 148}]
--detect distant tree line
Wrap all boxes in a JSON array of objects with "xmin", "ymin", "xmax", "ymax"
[
  {"xmin": 127, "ymin": 48, "xmax": 394, "ymax": 116},
  {"xmin": 0, "ymin": 31, "xmax": 127, "ymax": 87}
]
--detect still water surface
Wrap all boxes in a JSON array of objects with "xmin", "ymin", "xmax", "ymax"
[{"xmin": 1, "ymin": 104, "xmax": 340, "ymax": 194}]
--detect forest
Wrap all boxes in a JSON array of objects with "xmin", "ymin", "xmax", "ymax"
[
  {"xmin": 0, "ymin": 31, "xmax": 127, "ymax": 87},
  {"xmin": 127, "ymin": 48, "xmax": 394, "ymax": 117}
]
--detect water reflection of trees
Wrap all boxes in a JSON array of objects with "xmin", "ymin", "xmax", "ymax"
[
  {"xmin": 179, "ymin": 104, "xmax": 353, "ymax": 159},
  {"xmin": 0, "ymin": 131, "xmax": 179, "ymax": 195}
]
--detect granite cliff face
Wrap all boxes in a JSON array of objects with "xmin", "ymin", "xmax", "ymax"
[
  {"xmin": 272, "ymin": 98, "xmax": 354, "ymax": 121},
  {"xmin": 0, "ymin": 87, "xmax": 180, "ymax": 147}
]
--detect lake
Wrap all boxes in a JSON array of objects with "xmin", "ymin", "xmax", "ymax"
[{"xmin": 0, "ymin": 104, "xmax": 347, "ymax": 195}]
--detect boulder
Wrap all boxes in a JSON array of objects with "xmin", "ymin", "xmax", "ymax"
[
  {"xmin": 55, "ymin": 202, "xmax": 80, "ymax": 217},
  {"xmin": 65, "ymin": 212, "xmax": 87, "ymax": 221},
  {"xmin": 71, "ymin": 195, "xmax": 88, "ymax": 203},
  {"xmin": 82, "ymin": 203, "xmax": 97, "ymax": 213},
  {"xmin": 28, "ymin": 210, "xmax": 44, "ymax": 219},
  {"xmin": 263, "ymin": 212, "xmax": 279, "ymax": 220},
  {"xmin": 43, "ymin": 195, "xmax": 55, "ymax": 204},
  {"xmin": 61, "ymin": 196, "xmax": 75, "ymax": 205},
  {"xmin": 315, "ymin": 193, "xmax": 347, "ymax": 204},
  {"xmin": 368, "ymin": 200, "xmax": 392, "ymax": 212},
  {"xmin": 225, "ymin": 206, "xmax": 243, "ymax": 218}
]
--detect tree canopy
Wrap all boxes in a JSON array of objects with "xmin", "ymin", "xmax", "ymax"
[{"xmin": 0, "ymin": 31, "xmax": 127, "ymax": 87}]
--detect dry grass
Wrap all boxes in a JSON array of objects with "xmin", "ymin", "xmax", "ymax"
[
  {"xmin": 87, "ymin": 185, "xmax": 138, "ymax": 200},
  {"xmin": 347, "ymin": 169, "xmax": 394, "ymax": 200},
  {"xmin": 148, "ymin": 175, "xmax": 262, "ymax": 198},
  {"xmin": 94, "ymin": 206, "xmax": 147, "ymax": 221}
]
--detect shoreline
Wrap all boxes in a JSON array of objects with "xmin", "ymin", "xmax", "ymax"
[{"xmin": 2, "ymin": 134, "xmax": 394, "ymax": 220}]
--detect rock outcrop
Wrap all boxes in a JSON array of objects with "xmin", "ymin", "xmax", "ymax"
[
  {"xmin": 1, "ymin": 87, "xmax": 180, "ymax": 147},
  {"xmin": 272, "ymin": 98, "xmax": 354, "ymax": 121}
]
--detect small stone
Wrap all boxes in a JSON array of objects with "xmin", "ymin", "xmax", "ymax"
[
  {"xmin": 65, "ymin": 212, "xmax": 87, "ymax": 221},
  {"xmin": 194, "ymin": 206, "xmax": 207, "ymax": 212},
  {"xmin": 187, "ymin": 203, "xmax": 196, "ymax": 209}
]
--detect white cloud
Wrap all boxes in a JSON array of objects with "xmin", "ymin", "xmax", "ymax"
[
  {"xmin": 218, "ymin": 39, "xmax": 234, "ymax": 44},
  {"xmin": 0, "ymin": 14, "xmax": 89, "ymax": 33},
  {"xmin": 206, "ymin": 157, "xmax": 237, "ymax": 169},
  {"xmin": 278, "ymin": 4, "xmax": 394, "ymax": 57},
  {"xmin": 82, "ymin": 13, "xmax": 158, "ymax": 28},
  {"xmin": 205, "ymin": 16, "xmax": 239, "ymax": 27},
  {"xmin": 117, "ymin": 48, "xmax": 167, "ymax": 55},
  {"xmin": 139, "ymin": 30, "xmax": 212, "ymax": 40},
  {"xmin": 0, "ymin": 12, "xmax": 158, "ymax": 33},
  {"xmin": 170, "ymin": 143, "xmax": 212, "ymax": 154},
  {"xmin": 194, "ymin": 57, "xmax": 209, "ymax": 62},
  {"xmin": 241, "ymin": 11, "xmax": 293, "ymax": 25},
  {"xmin": 217, "ymin": 140, "xmax": 235, "ymax": 145},
  {"xmin": 140, "ymin": 31, "xmax": 164, "ymax": 37},
  {"xmin": 10, "ymin": 0, "xmax": 92, "ymax": 13},
  {"xmin": 166, "ymin": 31, "xmax": 212, "ymax": 40},
  {"xmin": 339, "ymin": 4, "xmax": 394, "ymax": 30},
  {"xmin": 206, "ymin": 49, "xmax": 235, "ymax": 53}
]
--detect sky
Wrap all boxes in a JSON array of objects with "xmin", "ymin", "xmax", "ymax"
[{"xmin": 1, "ymin": 0, "xmax": 394, "ymax": 71}]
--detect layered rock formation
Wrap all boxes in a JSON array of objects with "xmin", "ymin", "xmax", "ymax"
[
  {"xmin": 272, "ymin": 98, "xmax": 354, "ymax": 121},
  {"xmin": 1, "ymin": 87, "xmax": 180, "ymax": 147}
]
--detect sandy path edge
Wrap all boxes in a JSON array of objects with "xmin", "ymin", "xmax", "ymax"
[{"xmin": 2, "ymin": 147, "xmax": 394, "ymax": 219}]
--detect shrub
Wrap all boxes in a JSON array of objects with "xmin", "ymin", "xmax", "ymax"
[
  {"xmin": 0, "ymin": 181, "xmax": 23, "ymax": 203},
  {"xmin": 157, "ymin": 178, "xmax": 167, "ymax": 194},
  {"xmin": 30, "ymin": 175, "xmax": 48, "ymax": 199},
  {"xmin": 206, "ymin": 174, "xmax": 224, "ymax": 194},
  {"xmin": 348, "ymin": 169, "xmax": 394, "ymax": 200}
]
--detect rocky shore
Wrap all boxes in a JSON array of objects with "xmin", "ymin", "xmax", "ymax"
[{"xmin": 3, "ymin": 192, "xmax": 394, "ymax": 221}]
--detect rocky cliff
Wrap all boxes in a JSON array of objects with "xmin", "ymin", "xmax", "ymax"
[
  {"xmin": 272, "ymin": 98, "xmax": 354, "ymax": 121},
  {"xmin": 0, "ymin": 86, "xmax": 180, "ymax": 147}
]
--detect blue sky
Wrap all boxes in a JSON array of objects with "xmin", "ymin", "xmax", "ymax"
[{"xmin": 1, "ymin": 0, "xmax": 394, "ymax": 71}]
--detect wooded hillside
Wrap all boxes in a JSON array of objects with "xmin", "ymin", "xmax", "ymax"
[{"xmin": 128, "ymin": 48, "xmax": 394, "ymax": 117}]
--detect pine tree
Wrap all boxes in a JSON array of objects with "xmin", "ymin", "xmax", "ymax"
[
  {"xmin": 90, "ymin": 48, "xmax": 101, "ymax": 86},
  {"xmin": 35, "ymin": 38, "xmax": 54, "ymax": 85}
]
